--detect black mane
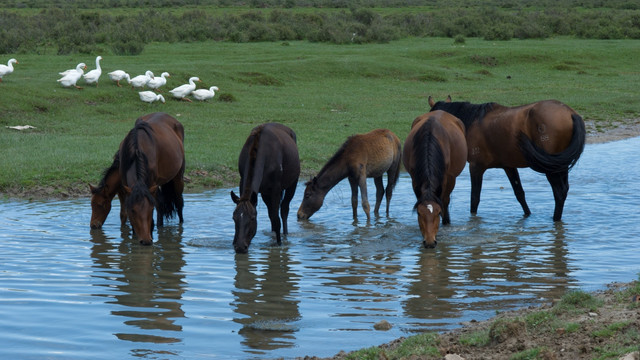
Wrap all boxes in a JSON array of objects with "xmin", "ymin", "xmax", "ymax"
[
  {"xmin": 120, "ymin": 122, "xmax": 154, "ymax": 187},
  {"xmin": 430, "ymin": 101, "xmax": 496, "ymax": 130},
  {"xmin": 412, "ymin": 119, "xmax": 445, "ymax": 209}
]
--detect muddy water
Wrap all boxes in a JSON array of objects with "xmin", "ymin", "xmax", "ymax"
[{"xmin": 0, "ymin": 137, "xmax": 638, "ymax": 359}]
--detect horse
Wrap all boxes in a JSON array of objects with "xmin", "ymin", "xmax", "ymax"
[
  {"xmin": 403, "ymin": 110, "xmax": 467, "ymax": 248},
  {"xmin": 230, "ymin": 123, "xmax": 300, "ymax": 254},
  {"xmin": 119, "ymin": 112, "xmax": 186, "ymax": 245},
  {"xmin": 89, "ymin": 151, "xmax": 127, "ymax": 229},
  {"xmin": 428, "ymin": 96, "xmax": 586, "ymax": 221},
  {"xmin": 297, "ymin": 128, "xmax": 402, "ymax": 222}
]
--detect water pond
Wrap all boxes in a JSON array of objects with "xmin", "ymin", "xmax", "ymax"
[{"xmin": 0, "ymin": 137, "xmax": 638, "ymax": 359}]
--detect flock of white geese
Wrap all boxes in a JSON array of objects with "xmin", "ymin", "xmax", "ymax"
[{"xmin": 1, "ymin": 56, "xmax": 219, "ymax": 104}]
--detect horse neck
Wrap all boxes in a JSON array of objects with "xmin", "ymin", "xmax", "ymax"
[
  {"xmin": 240, "ymin": 134, "xmax": 269, "ymax": 198},
  {"xmin": 413, "ymin": 123, "xmax": 445, "ymax": 207},
  {"xmin": 103, "ymin": 167, "xmax": 122, "ymax": 197},
  {"xmin": 315, "ymin": 158, "xmax": 349, "ymax": 192},
  {"xmin": 436, "ymin": 101, "xmax": 498, "ymax": 129}
]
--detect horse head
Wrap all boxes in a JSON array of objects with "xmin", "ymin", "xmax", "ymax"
[
  {"xmin": 416, "ymin": 201, "xmax": 442, "ymax": 248},
  {"xmin": 231, "ymin": 190, "xmax": 258, "ymax": 254},
  {"xmin": 89, "ymin": 183, "xmax": 111, "ymax": 229},
  {"xmin": 297, "ymin": 177, "xmax": 325, "ymax": 220},
  {"xmin": 124, "ymin": 183, "xmax": 158, "ymax": 245}
]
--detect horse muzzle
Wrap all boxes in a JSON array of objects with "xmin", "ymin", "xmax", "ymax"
[{"xmin": 423, "ymin": 239, "xmax": 438, "ymax": 249}]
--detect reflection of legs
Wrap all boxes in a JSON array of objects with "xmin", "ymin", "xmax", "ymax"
[
  {"xmin": 281, "ymin": 185, "xmax": 296, "ymax": 235},
  {"xmin": 469, "ymin": 164, "xmax": 485, "ymax": 214},
  {"xmin": 373, "ymin": 177, "xmax": 384, "ymax": 216},
  {"xmin": 546, "ymin": 170, "xmax": 569, "ymax": 222},
  {"xmin": 504, "ymin": 167, "xmax": 531, "ymax": 216}
]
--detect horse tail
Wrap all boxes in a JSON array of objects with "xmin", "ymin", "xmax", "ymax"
[
  {"xmin": 519, "ymin": 113, "xmax": 586, "ymax": 174},
  {"xmin": 388, "ymin": 134, "xmax": 402, "ymax": 191}
]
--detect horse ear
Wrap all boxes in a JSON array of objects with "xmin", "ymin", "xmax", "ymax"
[
  {"xmin": 250, "ymin": 192, "xmax": 258, "ymax": 206},
  {"xmin": 428, "ymin": 96, "xmax": 435, "ymax": 107},
  {"xmin": 230, "ymin": 191, "xmax": 240, "ymax": 204},
  {"xmin": 89, "ymin": 183, "xmax": 97, "ymax": 193},
  {"xmin": 446, "ymin": 95, "xmax": 452, "ymax": 102},
  {"xmin": 123, "ymin": 185, "xmax": 132, "ymax": 194},
  {"xmin": 149, "ymin": 185, "xmax": 158, "ymax": 195}
]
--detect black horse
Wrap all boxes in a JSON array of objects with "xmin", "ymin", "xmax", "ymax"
[{"xmin": 230, "ymin": 123, "xmax": 300, "ymax": 253}]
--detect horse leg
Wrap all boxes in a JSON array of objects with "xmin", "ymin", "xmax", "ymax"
[
  {"xmin": 441, "ymin": 176, "xmax": 456, "ymax": 225},
  {"xmin": 358, "ymin": 175, "xmax": 371, "ymax": 220},
  {"xmin": 280, "ymin": 184, "xmax": 296, "ymax": 235},
  {"xmin": 546, "ymin": 170, "xmax": 569, "ymax": 221},
  {"xmin": 262, "ymin": 192, "xmax": 283, "ymax": 245},
  {"xmin": 373, "ymin": 176, "xmax": 384, "ymax": 217},
  {"xmin": 348, "ymin": 177, "xmax": 360, "ymax": 220},
  {"xmin": 504, "ymin": 167, "xmax": 531, "ymax": 216},
  {"xmin": 469, "ymin": 164, "xmax": 485, "ymax": 214}
]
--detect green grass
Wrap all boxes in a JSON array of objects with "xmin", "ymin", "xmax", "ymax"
[{"xmin": 1, "ymin": 37, "xmax": 639, "ymax": 196}]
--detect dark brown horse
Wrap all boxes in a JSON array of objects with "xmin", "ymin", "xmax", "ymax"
[
  {"xmin": 89, "ymin": 151, "xmax": 127, "ymax": 229},
  {"xmin": 119, "ymin": 112, "xmax": 185, "ymax": 245},
  {"xmin": 297, "ymin": 128, "xmax": 402, "ymax": 221},
  {"xmin": 429, "ymin": 96, "xmax": 586, "ymax": 221},
  {"xmin": 403, "ymin": 110, "xmax": 467, "ymax": 248},
  {"xmin": 230, "ymin": 123, "xmax": 300, "ymax": 254}
]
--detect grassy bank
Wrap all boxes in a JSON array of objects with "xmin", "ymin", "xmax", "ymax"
[
  {"xmin": 1, "ymin": 37, "xmax": 639, "ymax": 198},
  {"xmin": 336, "ymin": 277, "xmax": 640, "ymax": 360}
]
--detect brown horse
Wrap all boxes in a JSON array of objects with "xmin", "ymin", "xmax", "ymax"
[
  {"xmin": 89, "ymin": 151, "xmax": 127, "ymax": 229},
  {"xmin": 403, "ymin": 110, "xmax": 467, "ymax": 248},
  {"xmin": 119, "ymin": 112, "xmax": 185, "ymax": 245},
  {"xmin": 429, "ymin": 96, "xmax": 586, "ymax": 221},
  {"xmin": 297, "ymin": 128, "xmax": 402, "ymax": 221},
  {"xmin": 230, "ymin": 123, "xmax": 300, "ymax": 254}
]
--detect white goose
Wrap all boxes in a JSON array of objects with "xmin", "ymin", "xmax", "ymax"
[
  {"xmin": 191, "ymin": 86, "xmax": 219, "ymax": 102},
  {"xmin": 147, "ymin": 72, "xmax": 170, "ymax": 92},
  {"xmin": 57, "ymin": 63, "xmax": 87, "ymax": 89},
  {"xmin": 107, "ymin": 70, "xmax": 129, "ymax": 87},
  {"xmin": 0, "ymin": 58, "xmax": 18, "ymax": 82},
  {"xmin": 169, "ymin": 77, "xmax": 200, "ymax": 102},
  {"xmin": 83, "ymin": 56, "xmax": 103, "ymax": 87},
  {"xmin": 129, "ymin": 70, "xmax": 154, "ymax": 89},
  {"xmin": 139, "ymin": 91, "xmax": 165, "ymax": 104}
]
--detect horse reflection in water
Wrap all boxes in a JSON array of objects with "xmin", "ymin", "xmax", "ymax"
[
  {"xmin": 231, "ymin": 123, "xmax": 300, "ymax": 253},
  {"xmin": 403, "ymin": 110, "xmax": 467, "ymax": 248},
  {"xmin": 297, "ymin": 128, "xmax": 402, "ymax": 222},
  {"xmin": 89, "ymin": 225, "xmax": 186, "ymax": 351},
  {"xmin": 231, "ymin": 248, "xmax": 301, "ymax": 352},
  {"xmin": 429, "ymin": 96, "xmax": 586, "ymax": 221}
]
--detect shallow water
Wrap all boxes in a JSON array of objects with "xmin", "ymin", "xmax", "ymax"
[{"xmin": 0, "ymin": 137, "xmax": 639, "ymax": 359}]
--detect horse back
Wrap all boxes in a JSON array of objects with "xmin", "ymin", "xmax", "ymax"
[
  {"xmin": 407, "ymin": 111, "xmax": 467, "ymax": 176},
  {"xmin": 239, "ymin": 123, "xmax": 300, "ymax": 196},
  {"xmin": 345, "ymin": 129, "xmax": 401, "ymax": 177}
]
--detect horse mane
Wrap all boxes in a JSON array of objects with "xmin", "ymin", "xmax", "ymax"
[
  {"xmin": 314, "ymin": 136, "xmax": 351, "ymax": 181},
  {"xmin": 240, "ymin": 125, "xmax": 264, "ymax": 199},
  {"xmin": 412, "ymin": 120, "xmax": 445, "ymax": 209},
  {"xmin": 431, "ymin": 101, "xmax": 497, "ymax": 129},
  {"xmin": 125, "ymin": 182, "xmax": 156, "ymax": 209},
  {"xmin": 92, "ymin": 151, "xmax": 120, "ymax": 195},
  {"xmin": 120, "ymin": 121, "xmax": 154, "ymax": 187}
]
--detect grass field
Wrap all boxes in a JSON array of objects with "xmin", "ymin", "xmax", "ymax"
[{"xmin": 1, "ymin": 37, "xmax": 639, "ymax": 197}]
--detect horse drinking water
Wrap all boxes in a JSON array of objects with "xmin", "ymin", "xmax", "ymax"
[
  {"xmin": 89, "ymin": 151, "xmax": 127, "ymax": 229},
  {"xmin": 429, "ymin": 96, "xmax": 586, "ymax": 221},
  {"xmin": 403, "ymin": 110, "xmax": 467, "ymax": 248},
  {"xmin": 119, "ymin": 112, "xmax": 186, "ymax": 245},
  {"xmin": 230, "ymin": 123, "xmax": 300, "ymax": 254},
  {"xmin": 297, "ymin": 128, "xmax": 402, "ymax": 221}
]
